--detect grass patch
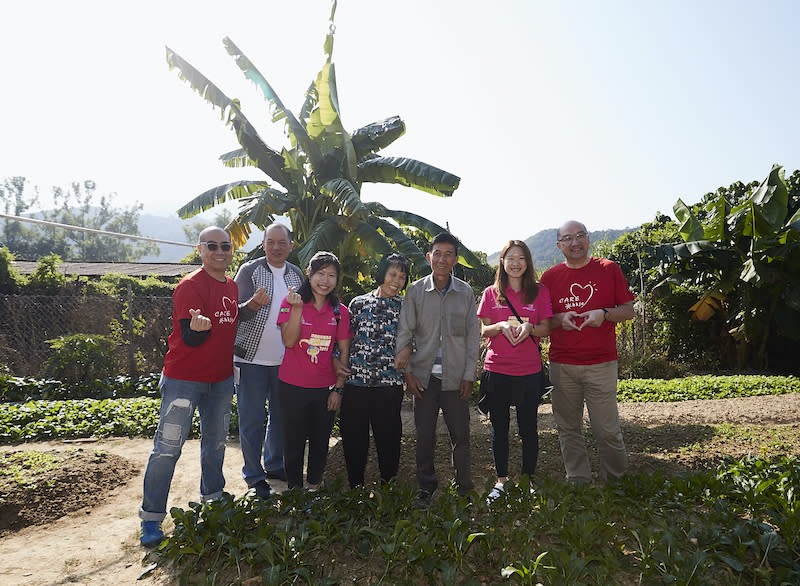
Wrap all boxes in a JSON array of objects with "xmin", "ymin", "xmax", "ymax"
[{"xmin": 0, "ymin": 450, "xmax": 60, "ymax": 487}]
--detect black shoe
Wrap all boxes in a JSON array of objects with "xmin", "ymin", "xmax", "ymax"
[
  {"xmin": 252, "ymin": 479, "xmax": 273, "ymax": 499},
  {"xmin": 265, "ymin": 469, "xmax": 287, "ymax": 481},
  {"xmin": 415, "ymin": 489, "xmax": 433, "ymax": 509}
]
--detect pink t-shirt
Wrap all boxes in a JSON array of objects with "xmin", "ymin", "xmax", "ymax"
[
  {"xmin": 540, "ymin": 257, "xmax": 635, "ymax": 365},
  {"xmin": 277, "ymin": 297, "xmax": 353, "ymax": 388},
  {"xmin": 477, "ymin": 284, "xmax": 553, "ymax": 376}
]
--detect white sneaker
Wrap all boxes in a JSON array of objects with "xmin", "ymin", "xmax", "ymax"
[{"xmin": 486, "ymin": 482, "xmax": 505, "ymax": 505}]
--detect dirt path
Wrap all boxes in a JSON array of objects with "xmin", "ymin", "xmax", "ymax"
[{"xmin": 0, "ymin": 393, "xmax": 798, "ymax": 585}]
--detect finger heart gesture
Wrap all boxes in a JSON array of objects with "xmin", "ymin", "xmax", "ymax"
[
  {"xmin": 188, "ymin": 308, "xmax": 212, "ymax": 331},
  {"xmin": 286, "ymin": 286, "xmax": 302, "ymax": 307}
]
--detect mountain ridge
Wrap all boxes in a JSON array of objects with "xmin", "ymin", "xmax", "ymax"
[{"xmin": 486, "ymin": 228, "xmax": 633, "ymax": 269}]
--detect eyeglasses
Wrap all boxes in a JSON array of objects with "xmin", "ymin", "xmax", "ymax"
[
  {"xmin": 557, "ymin": 232, "xmax": 587, "ymax": 244},
  {"xmin": 200, "ymin": 241, "xmax": 232, "ymax": 252},
  {"xmin": 266, "ymin": 240, "xmax": 291, "ymax": 248}
]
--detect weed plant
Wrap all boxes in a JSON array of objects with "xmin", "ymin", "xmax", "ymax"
[{"xmin": 152, "ymin": 456, "xmax": 800, "ymax": 585}]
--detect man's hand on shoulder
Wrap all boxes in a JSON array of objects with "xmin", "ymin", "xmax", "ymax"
[{"xmin": 188, "ymin": 308, "xmax": 212, "ymax": 332}]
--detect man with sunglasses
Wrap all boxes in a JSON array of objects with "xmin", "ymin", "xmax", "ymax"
[
  {"xmin": 233, "ymin": 223, "xmax": 303, "ymax": 496},
  {"xmin": 139, "ymin": 226, "xmax": 239, "ymax": 547},
  {"xmin": 540, "ymin": 221, "xmax": 635, "ymax": 486}
]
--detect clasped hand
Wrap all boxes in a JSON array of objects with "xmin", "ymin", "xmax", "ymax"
[
  {"xmin": 560, "ymin": 309, "xmax": 605, "ymax": 331},
  {"xmin": 499, "ymin": 321, "xmax": 532, "ymax": 346}
]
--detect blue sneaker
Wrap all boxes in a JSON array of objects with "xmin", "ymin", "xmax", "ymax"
[
  {"xmin": 140, "ymin": 520, "xmax": 164, "ymax": 547},
  {"xmin": 253, "ymin": 479, "xmax": 273, "ymax": 499}
]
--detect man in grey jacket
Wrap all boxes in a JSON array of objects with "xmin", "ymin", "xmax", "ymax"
[
  {"xmin": 395, "ymin": 232, "xmax": 480, "ymax": 506},
  {"xmin": 234, "ymin": 223, "xmax": 304, "ymax": 496}
]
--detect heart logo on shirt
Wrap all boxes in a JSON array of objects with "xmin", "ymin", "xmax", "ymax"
[
  {"xmin": 569, "ymin": 283, "xmax": 594, "ymax": 306},
  {"xmin": 222, "ymin": 296, "xmax": 239, "ymax": 320}
]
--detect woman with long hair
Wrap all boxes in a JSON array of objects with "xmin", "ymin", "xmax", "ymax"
[
  {"xmin": 277, "ymin": 251, "xmax": 353, "ymax": 491},
  {"xmin": 478, "ymin": 240, "xmax": 552, "ymax": 502}
]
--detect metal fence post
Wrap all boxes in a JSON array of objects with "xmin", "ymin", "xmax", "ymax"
[{"xmin": 127, "ymin": 282, "xmax": 136, "ymax": 378}]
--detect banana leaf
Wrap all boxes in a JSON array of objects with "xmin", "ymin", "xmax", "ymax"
[
  {"xmin": 306, "ymin": 62, "xmax": 358, "ymax": 184},
  {"xmin": 673, "ymin": 198, "xmax": 704, "ymax": 242},
  {"xmin": 223, "ymin": 38, "xmax": 323, "ymax": 172},
  {"xmin": 293, "ymin": 216, "xmax": 344, "ymax": 267},
  {"xmin": 376, "ymin": 207, "xmax": 481, "ymax": 269},
  {"xmin": 351, "ymin": 116, "xmax": 406, "ymax": 161},
  {"xmin": 227, "ymin": 190, "xmax": 301, "ymax": 246},
  {"xmin": 176, "ymin": 181, "xmax": 270, "ymax": 218},
  {"xmin": 751, "ymin": 164, "xmax": 789, "ymax": 231},
  {"xmin": 358, "ymin": 157, "xmax": 460, "ymax": 197},
  {"xmin": 320, "ymin": 178, "xmax": 368, "ymax": 219},
  {"xmin": 219, "ymin": 148, "xmax": 256, "ymax": 169},
  {"xmin": 165, "ymin": 46, "xmax": 290, "ymax": 188},
  {"xmin": 366, "ymin": 216, "xmax": 427, "ymax": 269}
]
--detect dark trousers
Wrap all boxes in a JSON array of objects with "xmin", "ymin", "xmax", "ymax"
[
  {"xmin": 413, "ymin": 376, "xmax": 473, "ymax": 496},
  {"xmin": 340, "ymin": 384, "xmax": 404, "ymax": 488},
  {"xmin": 278, "ymin": 381, "xmax": 335, "ymax": 489},
  {"xmin": 487, "ymin": 371, "xmax": 543, "ymax": 478}
]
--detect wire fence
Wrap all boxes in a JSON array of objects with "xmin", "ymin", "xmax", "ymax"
[{"xmin": 0, "ymin": 290, "xmax": 173, "ymax": 378}]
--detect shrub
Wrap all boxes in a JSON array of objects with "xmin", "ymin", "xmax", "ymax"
[
  {"xmin": 0, "ymin": 372, "xmax": 161, "ymax": 402},
  {"xmin": 24, "ymin": 253, "xmax": 66, "ymax": 295},
  {"xmin": 0, "ymin": 246, "xmax": 24, "ymax": 293},
  {"xmin": 44, "ymin": 333, "xmax": 117, "ymax": 393}
]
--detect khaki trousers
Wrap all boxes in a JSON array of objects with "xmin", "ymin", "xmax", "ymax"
[{"xmin": 550, "ymin": 361, "xmax": 627, "ymax": 482}]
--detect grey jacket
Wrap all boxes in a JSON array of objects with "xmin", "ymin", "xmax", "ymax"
[
  {"xmin": 396, "ymin": 273, "xmax": 480, "ymax": 391},
  {"xmin": 233, "ymin": 257, "xmax": 304, "ymax": 361}
]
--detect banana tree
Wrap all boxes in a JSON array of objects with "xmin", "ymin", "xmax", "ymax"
[
  {"xmin": 653, "ymin": 165, "xmax": 800, "ymax": 369},
  {"xmin": 165, "ymin": 0, "xmax": 482, "ymax": 287}
]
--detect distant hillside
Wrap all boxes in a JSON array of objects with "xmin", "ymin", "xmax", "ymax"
[
  {"xmin": 137, "ymin": 213, "xmax": 196, "ymax": 262},
  {"xmin": 486, "ymin": 228, "xmax": 632, "ymax": 269},
  {"xmin": 138, "ymin": 213, "xmax": 264, "ymax": 262}
]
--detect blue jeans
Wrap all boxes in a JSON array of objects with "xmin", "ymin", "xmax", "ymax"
[
  {"xmin": 235, "ymin": 363, "xmax": 283, "ymax": 486},
  {"xmin": 139, "ymin": 374, "xmax": 234, "ymax": 522}
]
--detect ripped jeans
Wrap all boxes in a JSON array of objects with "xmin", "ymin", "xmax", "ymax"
[{"xmin": 139, "ymin": 373, "xmax": 234, "ymax": 521}]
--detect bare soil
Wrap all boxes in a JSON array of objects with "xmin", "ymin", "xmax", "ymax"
[{"xmin": 1, "ymin": 393, "xmax": 798, "ymax": 585}]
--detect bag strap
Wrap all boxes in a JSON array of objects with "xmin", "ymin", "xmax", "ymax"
[{"xmin": 504, "ymin": 296, "xmax": 536, "ymax": 346}]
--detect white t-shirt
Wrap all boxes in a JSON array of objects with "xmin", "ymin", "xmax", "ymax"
[{"xmin": 249, "ymin": 263, "xmax": 289, "ymax": 366}]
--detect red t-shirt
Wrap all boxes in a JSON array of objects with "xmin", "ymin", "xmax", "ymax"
[
  {"xmin": 540, "ymin": 258, "xmax": 634, "ymax": 365},
  {"xmin": 477, "ymin": 285, "xmax": 553, "ymax": 376},
  {"xmin": 163, "ymin": 268, "xmax": 239, "ymax": 382},
  {"xmin": 277, "ymin": 298, "xmax": 353, "ymax": 388}
]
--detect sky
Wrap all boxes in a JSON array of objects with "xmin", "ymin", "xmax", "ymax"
[{"xmin": 2, "ymin": 0, "xmax": 799, "ymax": 257}]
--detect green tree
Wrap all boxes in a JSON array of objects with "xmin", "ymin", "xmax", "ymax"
[
  {"xmin": 166, "ymin": 0, "xmax": 484, "ymax": 288},
  {"xmin": 596, "ymin": 214, "xmax": 720, "ymax": 375},
  {"xmin": 655, "ymin": 165, "xmax": 800, "ymax": 371},
  {"xmin": 0, "ymin": 176, "xmax": 41, "ymax": 258},
  {"xmin": 0, "ymin": 178, "xmax": 159, "ymax": 262},
  {"xmin": 26, "ymin": 253, "xmax": 66, "ymax": 295},
  {"xmin": 42, "ymin": 180, "xmax": 159, "ymax": 262},
  {"xmin": 182, "ymin": 209, "xmax": 234, "ymax": 244},
  {"xmin": 0, "ymin": 246, "xmax": 24, "ymax": 293}
]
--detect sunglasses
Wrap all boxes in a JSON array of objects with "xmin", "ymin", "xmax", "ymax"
[{"xmin": 200, "ymin": 241, "xmax": 232, "ymax": 252}]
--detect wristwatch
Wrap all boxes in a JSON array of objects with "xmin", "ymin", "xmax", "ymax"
[
  {"xmin": 601, "ymin": 308, "xmax": 609, "ymax": 320},
  {"xmin": 331, "ymin": 386, "xmax": 344, "ymax": 395}
]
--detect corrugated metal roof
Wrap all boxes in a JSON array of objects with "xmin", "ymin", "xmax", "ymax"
[{"xmin": 11, "ymin": 260, "xmax": 200, "ymax": 277}]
